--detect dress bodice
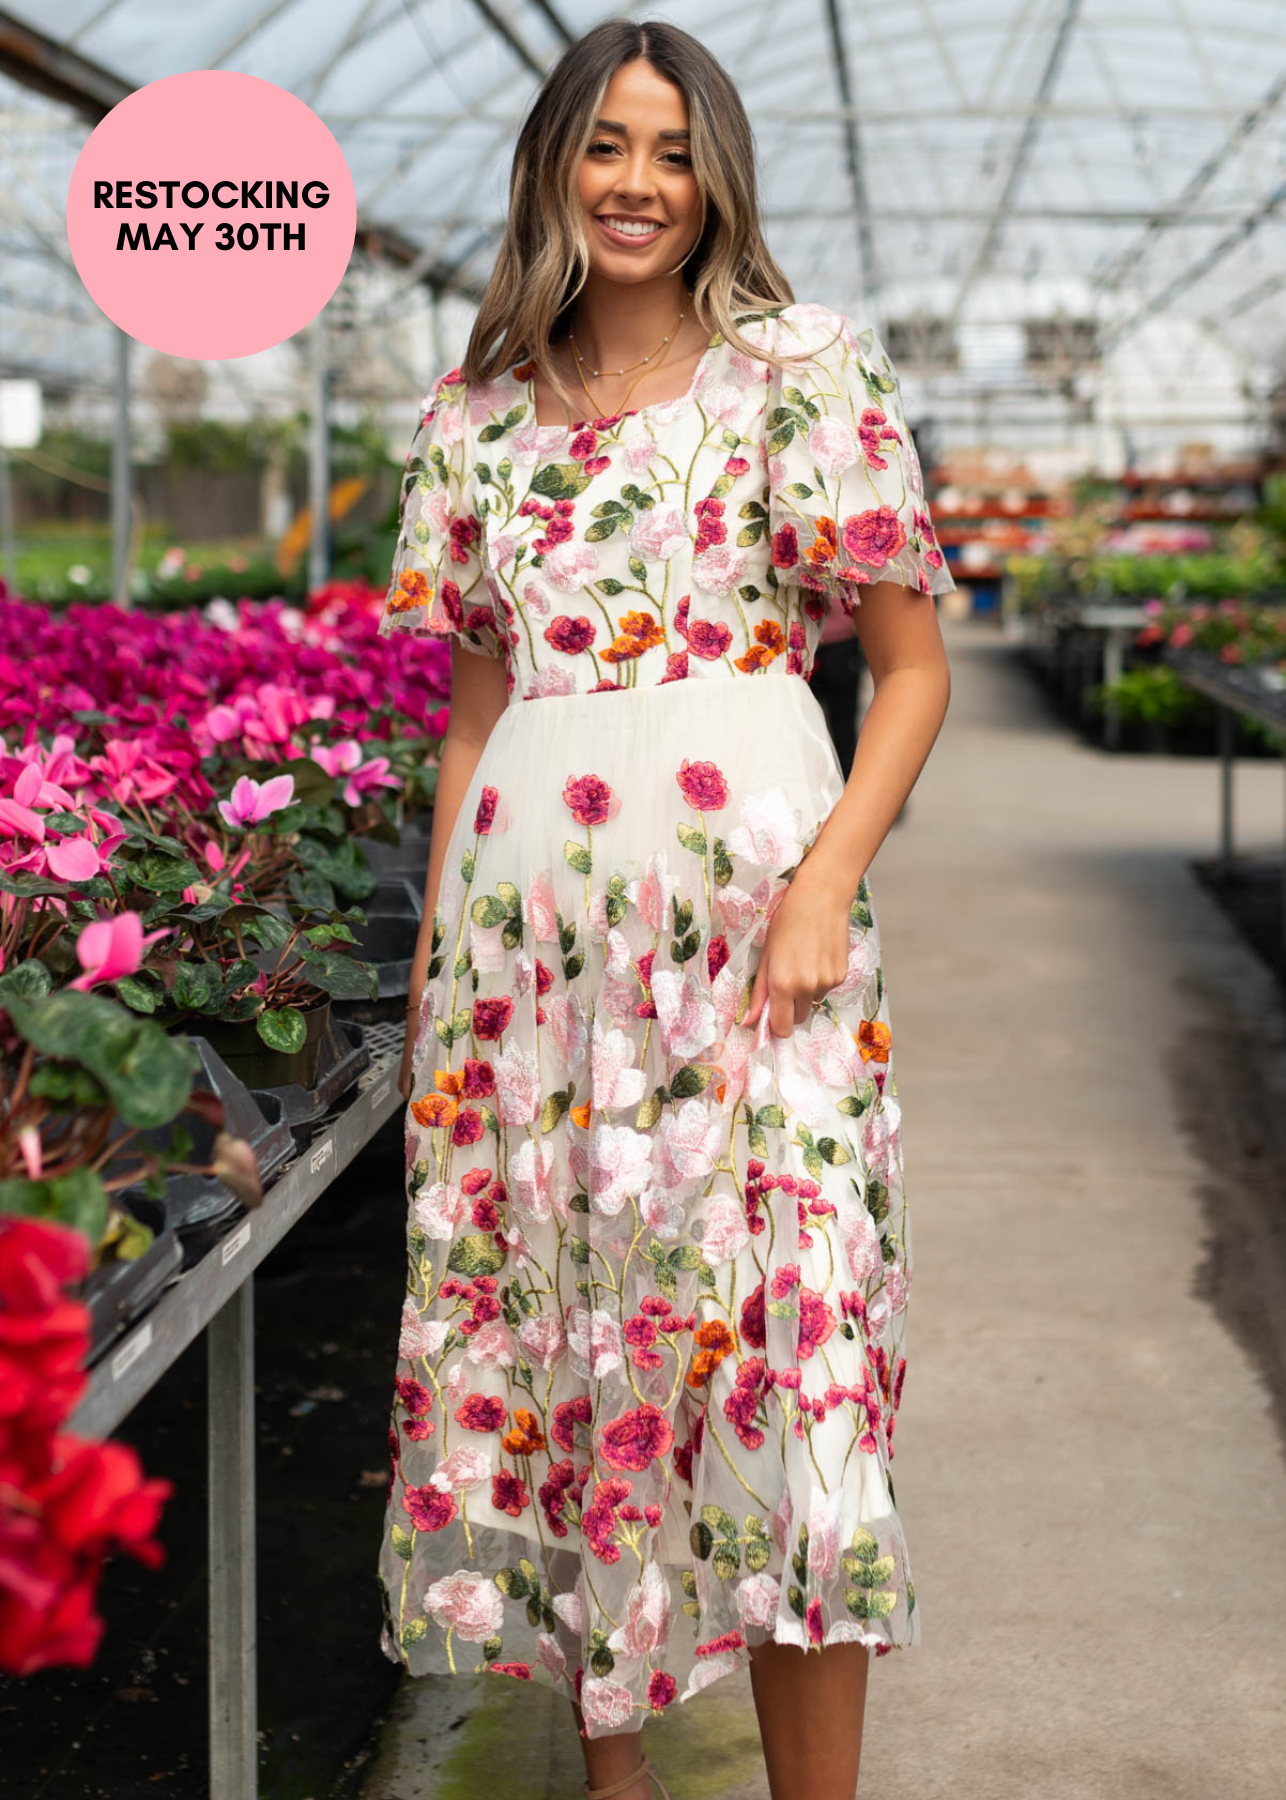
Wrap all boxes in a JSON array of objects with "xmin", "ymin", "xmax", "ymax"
[{"xmin": 379, "ymin": 302, "xmax": 956, "ymax": 704}]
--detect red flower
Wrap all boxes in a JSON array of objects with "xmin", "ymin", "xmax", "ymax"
[
  {"xmin": 473, "ymin": 786, "xmax": 498, "ymax": 835},
  {"xmin": 562, "ymin": 772, "xmax": 617, "ymax": 827},
  {"xmin": 491, "ymin": 1470, "xmax": 530, "ymax": 1517},
  {"xmin": 840, "ymin": 506, "xmax": 907, "ymax": 570},
  {"xmin": 455, "ymin": 1394, "xmax": 506, "ymax": 1432},
  {"xmin": 771, "ymin": 523, "xmax": 799, "ymax": 569},
  {"xmin": 648, "ymin": 1669, "xmax": 678, "ymax": 1708},
  {"xmin": 402, "ymin": 1483, "xmax": 457, "ymax": 1532},
  {"xmin": 471, "ymin": 997, "xmax": 513, "ymax": 1041},
  {"xmin": 546, "ymin": 616, "xmax": 596, "ymax": 655},
  {"xmin": 598, "ymin": 1403, "xmax": 674, "ymax": 1472},
  {"xmin": 675, "ymin": 757, "xmax": 729, "ymax": 811}
]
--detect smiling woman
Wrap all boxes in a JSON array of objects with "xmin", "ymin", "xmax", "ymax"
[{"xmin": 376, "ymin": 18, "xmax": 953, "ymax": 1800}]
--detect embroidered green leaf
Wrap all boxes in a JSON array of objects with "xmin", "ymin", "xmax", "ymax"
[
  {"xmin": 564, "ymin": 839, "xmax": 592, "ymax": 875},
  {"xmin": 628, "ymin": 555, "xmax": 648, "ymax": 583},
  {"xmin": 471, "ymin": 893, "xmax": 509, "ymax": 928},
  {"xmin": 837, "ymin": 1093, "xmax": 868, "ymax": 1117},
  {"xmin": 529, "ymin": 462, "xmax": 592, "ymax": 500},
  {"xmin": 736, "ymin": 522, "xmax": 766, "ymax": 547},
  {"xmin": 563, "ymin": 952, "xmax": 584, "ymax": 980},
  {"xmin": 786, "ymin": 1584, "xmax": 806, "ymax": 1618},
  {"xmin": 447, "ymin": 1233, "xmax": 507, "ymax": 1276},
  {"xmin": 495, "ymin": 1565, "xmax": 530, "ymax": 1598},
  {"xmin": 450, "ymin": 1006, "xmax": 472, "ymax": 1041},
  {"xmin": 540, "ymin": 1085, "xmax": 573, "ymax": 1133},
  {"xmin": 755, "ymin": 1104, "xmax": 786, "ymax": 1129},
  {"xmin": 669, "ymin": 1062, "xmax": 710, "ymax": 1098},
  {"xmin": 390, "ymin": 1524, "xmax": 413, "ymax": 1562},
  {"xmin": 495, "ymin": 881, "xmax": 521, "ymax": 914},
  {"xmin": 817, "ymin": 1136, "xmax": 850, "ymax": 1165},
  {"xmin": 476, "ymin": 422, "xmax": 506, "ymax": 442},
  {"xmin": 689, "ymin": 1520, "xmax": 714, "ymax": 1560},
  {"xmin": 669, "ymin": 929, "xmax": 701, "ymax": 964},
  {"xmin": 568, "ymin": 1235, "xmax": 590, "ymax": 1264},
  {"xmin": 783, "ymin": 482, "xmax": 815, "ymax": 499},
  {"xmin": 635, "ymin": 1089, "xmax": 665, "ymax": 1130},
  {"xmin": 680, "ymin": 1569, "xmax": 698, "ymax": 1598},
  {"xmin": 712, "ymin": 1540, "xmax": 741, "ymax": 1581},
  {"xmin": 766, "ymin": 422, "xmax": 796, "ymax": 456},
  {"xmin": 401, "ymin": 1615, "xmax": 428, "ymax": 1643},
  {"xmin": 676, "ymin": 822, "xmax": 707, "ymax": 856},
  {"xmin": 667, "ymin": 1244, "xmax": 701, "ymax": 1272}
]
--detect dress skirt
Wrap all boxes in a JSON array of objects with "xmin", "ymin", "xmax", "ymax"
[{"xmin": 377, "ymin": 667, "xmax": 916, "ymax": 1735}]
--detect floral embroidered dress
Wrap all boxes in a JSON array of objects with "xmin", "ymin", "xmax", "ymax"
[{"xmin": 375, "ymin": 301, "xmax": 956, "ymax": 1737}]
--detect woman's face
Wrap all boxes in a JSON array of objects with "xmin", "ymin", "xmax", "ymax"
[{"xmin": 576, "ymin": 58, "xmax": 704, "ymax": 286}]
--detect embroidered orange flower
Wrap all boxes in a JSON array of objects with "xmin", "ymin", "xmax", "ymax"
[
  {"xmin": 434, "ymin": 1067, "xmax": 465, "ymax": 1097},
  {"xmin": 601, "ymin": 611, "xmax": 664, "ymax": 663},
  {"xmin": 398, "ymin": 568, "xmax": 430, "ymax": 601},
  {"xmin": 569, "ymin": 1099, "xmax": 592, "ymax": 1128},
  {"xmin": 806, "ymin": 517, "xmax": 839, "ymax": 566},
  {"xmin": 685, "ymin": 1319, "xmax": 738, "ymax": 1389},
  {"xmin": 855, "ymin": 1020, "xmax": 891, "ymax": 1063},
  {"xmin": 501, "ymin": 1407, "xmax": 547, "ymax": 1457},
  {"xmin": 410, "ymin": 1091, "xmax": 459, "ymax": 1128}
]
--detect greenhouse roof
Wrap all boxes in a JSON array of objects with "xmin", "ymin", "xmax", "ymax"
[{"xmin": 2, "ymin": 0, "xmax": 1285, "ymax": 406}]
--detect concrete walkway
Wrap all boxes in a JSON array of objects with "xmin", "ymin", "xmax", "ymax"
[{"xmin": 358, "ymin": 623, "xmax": 1286, "ymax": 1800}]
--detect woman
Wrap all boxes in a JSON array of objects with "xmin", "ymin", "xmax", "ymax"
[{"xmin": 377, "ymin": 19, "xmax": 953, "ymax": 1800}]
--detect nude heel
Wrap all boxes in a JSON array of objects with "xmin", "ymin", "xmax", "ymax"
[{"xmin": 584, "ymin": 1754, "xmax": 672, "ymax": 1800}]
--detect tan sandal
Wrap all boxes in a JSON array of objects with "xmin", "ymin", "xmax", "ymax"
[{"xmin": 585, "ymin": 1755, "xmax": 672, "ymax": 1800}]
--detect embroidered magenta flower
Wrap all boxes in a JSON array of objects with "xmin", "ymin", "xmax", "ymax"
[
  {"xmin": 598, "ymin": 1403, "xmax": 674, "ymax": 1472},
  {"xmin": 448, "ymin": 514, "xmax": 481, "ymax": 564},
  {"xmin": 695, "ymin": 1629, "xmax": 746, "ymax": 1657},
  {"xmin": 805, "ymin": 1599, "xmax": 825, "ymax": 1645},
  {"xmin": 771, "ymin": 522, "xmax": 799, "ymax": 569},
  {"xmin": 402, "ymin": 1483, "xmax": 457, "ymax": 1532},
  {"xmin": 471, "ymin": 997, "xmax": 513, "ymax": 1040},
  {"xmin": 491, "ymin": 1470, "xmax": 530, "ymax": 1517},
  {"xmin": 538, "ymin": 1457, "xmax": 579, "ymax": 1537},
  {"xmin": 551, "ymin": 1393, "xmax": 593, "ymax": 1452},
  {"xmin": 684, "ymin": 617, "xmax": 733, "ymax": 660},
  {"xmin": 739, "ymin": 1282, "xmax": 766, "ymax": 1349},
  {"xmin": 675, "ymin": 758, "xmax": 729, "ymax": 811},
  {"xmin": 69, "ymin": 912, "xmax": 167, "ymax": 993},
  {"xmin": 471, "ymin": 785, "xmax": 498, "ymax": 835},
  {"xmin": 582, "ymin": 1475, "xmax": 634, "ymax": 1564},
  {"xmin": 840, "ymin": 505, "xmax": 907, "ymax": 570},
  {"xmin": 723, "ymin": 1357, "xmax": 767, "ymax": 1450},
  {"xmin": 647, "ymin": 1670, "xmax": 677, "ymax": 1709},
  {"xmin": 562, "ymin": 772, "xmax": 619, "ymax": 827},
  {"xmin": 454, "ymin": 1394, "xmax": 506, "ymax": 1432},
  {"xmin": 797, "ymin": 1287, "xmax": 838, "ymax": 1359},
  {"xmin": 395, "ymin": 1377, "xmax": 433, "ymax": 1417},
  {"xmin": 546, "ymin": 616, "xmax": 596, "ymax": 655}
]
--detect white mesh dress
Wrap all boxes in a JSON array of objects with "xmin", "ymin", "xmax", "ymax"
[{"xmin": 374, "ymin": 301, "xmax": 956, "ymax": 1737}]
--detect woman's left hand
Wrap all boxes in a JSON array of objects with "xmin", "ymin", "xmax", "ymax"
[{"xmin": 741, "ymin": 866, "xmax": 853, "ymax": 1039}]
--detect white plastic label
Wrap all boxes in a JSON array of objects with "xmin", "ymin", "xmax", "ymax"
[
  {"xmin": 221, "ymin": 1219, "xmax": 252, "ymax": 1264},
  {"xmin": 309, "ymin": 1135, "xmax": 334, "ymax": 1175},
  {"xmin": 111, "ymin": 1320, "xmax": 153, "ymax": 1381},
  {"xmin": 368, "ymin": 1077, "xmax": 391, "ymax": 1110}
]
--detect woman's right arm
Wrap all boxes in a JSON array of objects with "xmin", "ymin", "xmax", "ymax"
[{"xmin": 399, "ymin": 646, "xmax": 510, "ymax": 1100}]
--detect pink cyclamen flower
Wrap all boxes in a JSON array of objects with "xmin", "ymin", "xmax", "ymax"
[
  {"xmin": 69, "ymin": 912, "xmax": 167, "ymax": 992},
  {"xmin": 217, "ymin": 773, "xmax": 295, "ymax": 830}
]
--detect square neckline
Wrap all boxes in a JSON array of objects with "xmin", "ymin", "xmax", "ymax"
[{"xmin": 516, "ymin": 329, "xmax": 724, "ymax": 436}]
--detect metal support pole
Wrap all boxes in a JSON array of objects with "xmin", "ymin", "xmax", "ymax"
[
  {"xmin": 307, "ymin": 311, "xmax": 330, "ymax": 595},
  {"xmin": 208, "ymin": 1281, "xmax": 257, "ymax": 1800},
  {"xmin": 112, "ymin": 327, "xmax": 132, "ymax": 608},
  {"xmin": 429, "ymin": 285, "xmax": 445, "ymax": 379},
  {"xmin": 1102, "ymin": 625, "xmax": 1125, "ymax": 750},
  {"xmin": 0, "ymin": 442, "xmax": 15, "ymax": 594},
  {"xmin": 1217, "ymin": 704, "xmax": 1235, "ymax": 870}
]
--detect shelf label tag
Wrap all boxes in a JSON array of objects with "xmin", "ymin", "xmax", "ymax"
[
  {"xmin": 309, "ymin": 1135, "xmax": 334, "ymax": 1176},
  {"xmin": 368, "ymin": 1077, "xmax": 391, "ymax": 1111},
  {"xmin": 111, "ymin": 1320, "xmax": 153, "ymax": 1381},
  {"xmin": 221, "ymin": 1219, "xmax": 252, "ymax": 1265}
]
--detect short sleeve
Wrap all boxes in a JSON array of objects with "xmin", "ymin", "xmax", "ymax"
[
  {"xmin": 765, "ymin": 304, "xmax": 956, "ymax": 617},
  {"xmin": 378, "ymin": 370, "xmax": 504, "ymax": 659}
]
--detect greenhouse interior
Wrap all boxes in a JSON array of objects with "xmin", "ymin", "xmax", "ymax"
[{"xmin": 2, "ymin": 3, "xmax": 1286, "ymax": 1798}]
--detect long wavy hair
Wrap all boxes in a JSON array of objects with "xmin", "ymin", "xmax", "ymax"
[{"xmin": 460, "ymin": 17, "xmax": 807, "ymax": 409}]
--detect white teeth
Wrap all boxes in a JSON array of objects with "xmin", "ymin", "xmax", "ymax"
[{"xmin": 602, "ymin": 217, "xmax": 662, "ymax": 237}]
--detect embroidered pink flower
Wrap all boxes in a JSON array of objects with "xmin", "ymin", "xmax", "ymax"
[
  {"xmin": 840, "ymin": 505, "xmax": 907, "ymax": 570},
  {"xmin": 424, "ymin": 1572, "xmax": 503, "ymax": 1642},
  {"xmin": 402, "ymin": 1484, "xmax": 457, "ymax": 1533},
  {"xmin": 562, "ymin": 773, "xmax": 619, "ymax": 827},
  {"xmin": 675, "ymin": 758, "xmax": 729, "ymax": 811}
]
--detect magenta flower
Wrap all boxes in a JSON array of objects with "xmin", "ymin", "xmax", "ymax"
[
  {"xmin": 562, "ymin": 773, "xmax": 618, "ymax": 827},
  {"xmin": 69, "ymin": 912, "xmax": 167, "ymax": 992},
  {"xmin": 217, "ymin": 773, "xmax": 295, "ymax": 830},
  {"xmin": 675, "ymin": 758, "xmax": 729, "ymax": 811}
]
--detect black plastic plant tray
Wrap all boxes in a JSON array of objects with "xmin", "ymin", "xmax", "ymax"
[
  {"xmin": 102, "ymin": 1037, "xmax": 297, "ymax": 1270},
  {"xmin": 354, "ymin": 820, "xmax": 432, "ymax": 881},
  {"xmin": 253, "ymin": 1018, "xmax": 371, "ymax": 1153},
  {"xmin": 338, "ymin": 876, "xmax": 423, "ymax": 1019},
  {"xmin": 83, "ymin": 1192, "xmax": 184, "ymax": 1366}
]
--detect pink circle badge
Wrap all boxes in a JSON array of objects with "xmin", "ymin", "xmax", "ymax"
[{"xmin": 66, "ymin": 71, "xmax": 357, "ymax": 360}]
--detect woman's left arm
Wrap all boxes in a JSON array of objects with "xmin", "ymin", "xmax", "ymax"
[{"xmin": 742, "ymin": 582, "xmax": 950, "ymax": 1039}]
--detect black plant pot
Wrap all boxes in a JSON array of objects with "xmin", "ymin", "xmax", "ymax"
[
  {"xmin": 199, "ymin": 995, "xmax": 332, "ymax": 1090},
  {"xmin": 83, "ymin": 1192, "xmax": 184, "ymax": 1364}
]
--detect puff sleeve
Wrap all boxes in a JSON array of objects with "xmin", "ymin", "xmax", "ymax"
[
  {"xmin": 378, "ymin": 370, "xmax": 504, "ymax": 659},
  {"xmin": 765, "ymin": 304, "xmax": 956, "ymax": 617}
]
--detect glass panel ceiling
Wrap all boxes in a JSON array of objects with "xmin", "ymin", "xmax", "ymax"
[{"xmin": 2, "ymin": 0, "xmax": 1285, "ymax": 422}]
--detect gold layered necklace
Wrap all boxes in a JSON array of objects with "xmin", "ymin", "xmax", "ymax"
[{"xmin": 567, "ymin": 294, "xmax": 690, "ymax": 419}]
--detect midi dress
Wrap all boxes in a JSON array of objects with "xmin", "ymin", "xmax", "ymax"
[{"xmin": 374, "ymin": 300, "xmax": 956, "ymax": 1738}]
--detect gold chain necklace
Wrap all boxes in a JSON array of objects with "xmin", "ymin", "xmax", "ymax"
[
  {"xmin": 569, "ymin": 303, "xmax": 689, "ymax": 421},
  {"xmin": 569, "ymin": 297, "xmax": 688, "ymax": 378}
]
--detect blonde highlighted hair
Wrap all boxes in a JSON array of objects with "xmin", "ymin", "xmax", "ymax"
[{"xmin": 461, "ymin": 17, "xmax": 814, "ymax": 408}]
